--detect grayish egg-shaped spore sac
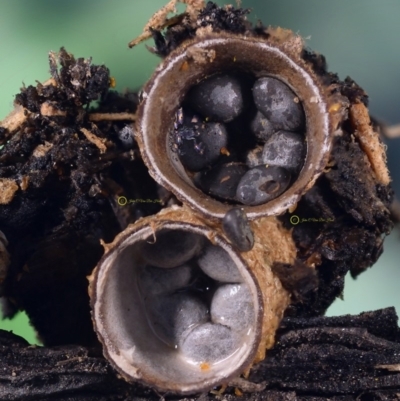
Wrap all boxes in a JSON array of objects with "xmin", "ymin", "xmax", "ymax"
[
  {"xmin": 145, "ymin": 292, "xmax": 209, "ymax": 347},
  {"xmin": 250, "ymin": 111, "xmax": 275, "ymax": 142},
  {"xmin": 211, "ymin": 284, "xmax": 254, "ymax": 330},
  {"xmin": 222, "ymin": 208, "xmax": 254, "ymax": 252},
  {"xmin": 187, "ymin": 74, "xmax": 244, "ymax": 122},
  {"xmin": 178, "ymin": 122, "xmax": 228, "ymax": 171},
  {"xmin": 262, "ymin": 130, "xmax": 306, "ymax": 173},
  {"xmin": 141, "ymin": 229, "xmax": 203, "ymax": 268},
  {"xmin": 253, "ymin": 77, "xmax": 304, "ymax": 132},
  {"xmin": 195, "ymin": 162, "xmax": 248, "ymax": 201},
  {"xmin": 197, "ymin": 243, "xmax": 243, "ymax": 283},
  {"xmin": 179, "ymin": 322, "xmax": 237, "ymax": 363},
  {"xmin": 138, "ymin": 264, "xmax": 193, "ymax": 295},
  {"xmin": 236, "ymin": 165, "xmax": 291, "ymax": 206}
]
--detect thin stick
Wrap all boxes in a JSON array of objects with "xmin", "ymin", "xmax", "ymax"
[
  {"xmin": 128, "ymin": 0, "xmax": 205, "ymax": 48},
  {"xmin": 89, "ymin": 112, "xmax": 136, "ymax": 122}
]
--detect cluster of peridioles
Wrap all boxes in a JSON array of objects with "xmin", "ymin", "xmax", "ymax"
[{"xmin": 173, "ymin": 74, "xmax": 306, "ymax": 206}]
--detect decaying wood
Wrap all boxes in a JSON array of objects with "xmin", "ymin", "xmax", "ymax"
[{"xmin": 1, "ymin": 308, "xmax": 400, "ymax": 400}]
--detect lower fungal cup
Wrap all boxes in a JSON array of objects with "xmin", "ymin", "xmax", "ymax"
[
  {"xmin": 136, "ymin": 32, "xmax": 334, "ymax": 220},
  {"xmin": 89, "ymin": 206, "xmax": 295, "ymax": 394}
]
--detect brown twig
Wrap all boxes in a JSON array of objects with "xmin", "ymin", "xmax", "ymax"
[
  {"xmin": 89, "ymin": 112, "xmax": 136, "ymax": 122},
  {"xmin": 128, "ymin": 0, "xmax": 205, "ymax": 48}
]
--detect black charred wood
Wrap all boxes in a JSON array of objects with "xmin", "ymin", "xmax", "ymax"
[
  {"xmin": 0, "ymin": 49, "xmax": 164, "ymax": 346},
  {"xmin": 1, "ymin": 308, "xmax": 400, "ymax": 400}
]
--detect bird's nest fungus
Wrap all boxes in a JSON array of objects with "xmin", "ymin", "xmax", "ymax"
[{"xmin": 0, "ymin": 1, "xmax": 396, "ymax": 398}]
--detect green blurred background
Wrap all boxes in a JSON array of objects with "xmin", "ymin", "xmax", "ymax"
[{"xmin": 0, "ymin": 0, "xmax": 399, "ymax": 345}]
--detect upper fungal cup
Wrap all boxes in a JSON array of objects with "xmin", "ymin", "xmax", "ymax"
[
  {"xmin": 137, "ymin": 34, "xmax": 331, "ymax": 220},
  {"xmin": 91, "ymin": 223, "xmax": 261, "ymax": 394}
]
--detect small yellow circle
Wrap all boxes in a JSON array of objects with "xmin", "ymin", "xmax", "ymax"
[
  {"xmin": 117, "ymin": 196, "xmax": 128, "ymax": 206},
  {"xmin": 290, "ymin": 215, "xmax": 300, "ymax": 225}
]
